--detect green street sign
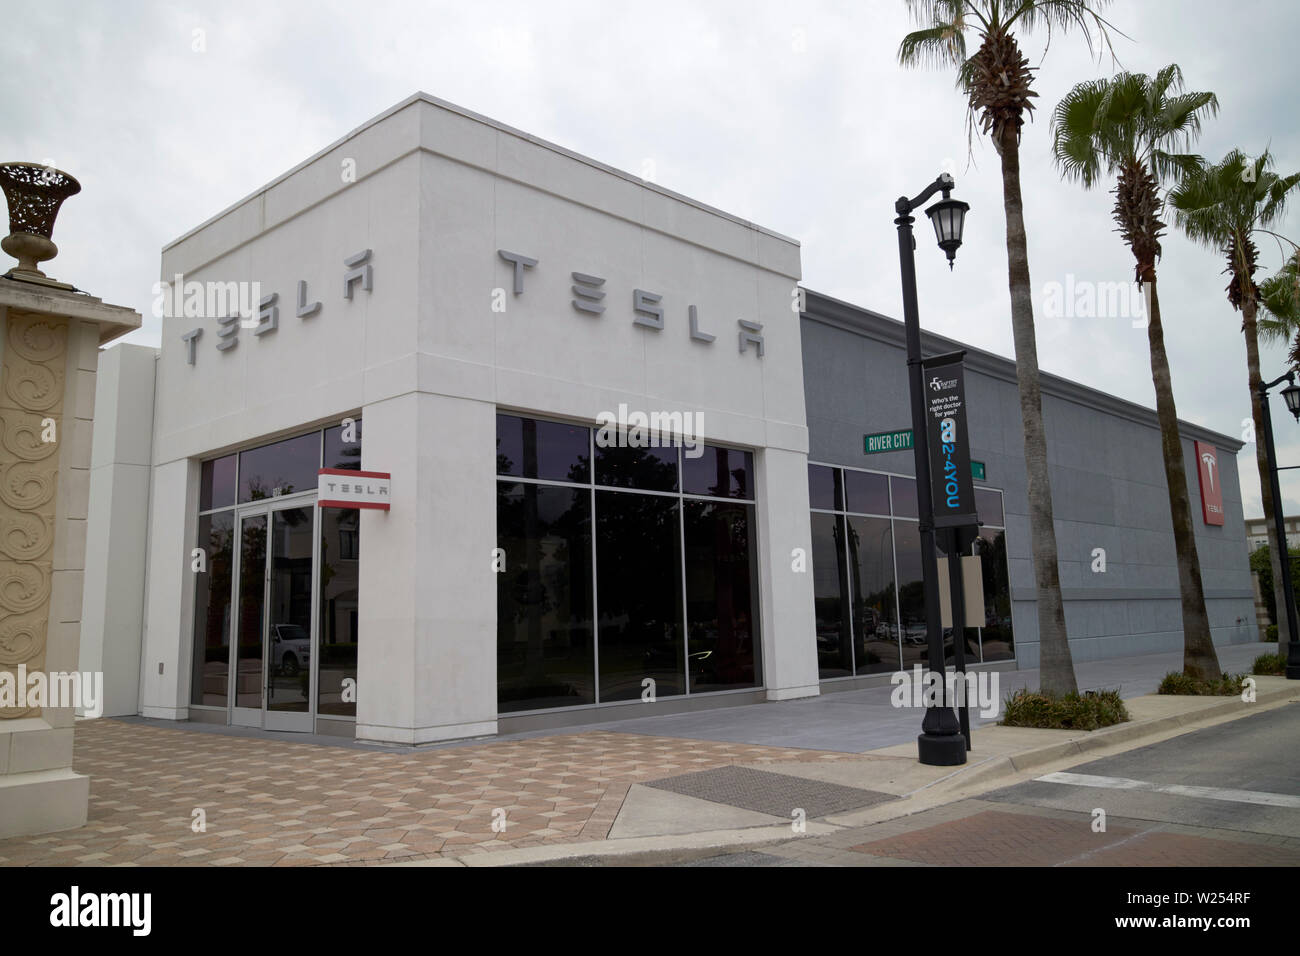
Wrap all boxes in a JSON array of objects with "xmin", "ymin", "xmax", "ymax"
[
  {"xmin": 864, "ymin": 429, "xmax": 913, "ymax": 454},
  {"xmin": 971, "ymin": 460, "xmax": 986, "ymax": 481}
]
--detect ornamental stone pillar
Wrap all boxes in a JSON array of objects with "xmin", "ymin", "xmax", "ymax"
[{"xmin": 0, "ymin": 163, "xmax": 139, "ymax": 838}]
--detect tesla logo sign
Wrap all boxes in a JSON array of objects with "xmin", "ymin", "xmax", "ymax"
[
  {"xmin": 1195, "ymin": 441, "xmax": 1224, "ymax": 526},
  {"xmin": 318, "ymin": 468, "xmax": 390, "ymax": 510}
]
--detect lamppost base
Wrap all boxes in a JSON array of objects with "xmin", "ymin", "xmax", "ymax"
[
  {"xmin": 1286, "ymin": 665, "xmax": 1300, "ymax": 680},
  {"xmin": 918, "ymin": 733, "xmax": 967, "ymax": 766}
]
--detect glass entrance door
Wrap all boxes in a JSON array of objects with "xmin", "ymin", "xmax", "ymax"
[
  {"xmin": 229, "ymin": 503, "xmax": 317, "ymax": 732},
  {"xmin": 264, "ymin": 505, "xmax": 315, "ymax": 731}
]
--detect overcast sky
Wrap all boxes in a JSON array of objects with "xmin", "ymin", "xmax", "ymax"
[{"xmin": 5, "ymin": 0, "xmax": 1300, "ymax": 518}]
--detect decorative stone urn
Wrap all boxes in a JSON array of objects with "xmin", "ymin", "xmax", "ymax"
[{"xmin": 0, "ymin": 162, "xmax": 81, "ymax": 289}]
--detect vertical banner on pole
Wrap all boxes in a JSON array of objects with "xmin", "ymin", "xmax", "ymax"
[{"xmin": 922, "ymin": 354, "xmax": 978, "ymax": 531}]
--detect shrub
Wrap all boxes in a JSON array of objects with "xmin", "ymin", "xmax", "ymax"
[
  {"xmin": 1001, "ymin": 688, "xmax": 1129, "ymax": 730},
  {"xmin": 1266, "ymin": 625, "xmax": 1279, "ymax": 642},
  {"xmin": 1253, "ymin": 653, "xmax": 1286, "ymax": 676},
  {"xmin": 1157, "ymin": 671, "xmax": 1248, "ymax": 696}
]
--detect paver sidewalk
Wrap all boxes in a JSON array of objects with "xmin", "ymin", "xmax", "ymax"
[{"xmin": 0, "ymin": 722, "xmax": 853, "ymax": 866}]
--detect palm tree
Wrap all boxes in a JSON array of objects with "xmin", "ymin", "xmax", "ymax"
[
  {"xmin": 899, "ymin": 0, "xmax": 1118, "ymax": 695},
  {"xmin": 1170, "ymin": 151, "xmax": 1300, "ymax": 658},
  {"xmin": 1259, "ymin": 253, "xmax": 1300, "ymax": 361},
  {"xmin": 1051, "ymin": 65, "xmax": 1221, "ymax": 680}
]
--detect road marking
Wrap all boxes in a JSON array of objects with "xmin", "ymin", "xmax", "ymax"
[{"xmin": 1034, "ymin": 772, "xmax": 1300, "ymax": 808}]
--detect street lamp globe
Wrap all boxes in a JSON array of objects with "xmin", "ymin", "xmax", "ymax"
[
  {"xmin": 1282, "ymin": 380, "xmax": 1300, "ymax": 421},
  {"xmin": 925, "ymin": 197, "xmax": 970, "ymax": 270}
]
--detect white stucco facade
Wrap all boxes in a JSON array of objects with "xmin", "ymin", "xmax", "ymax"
[{"xmin": 84, "ymin": 93, "xmax": 817, "ymax": 744}]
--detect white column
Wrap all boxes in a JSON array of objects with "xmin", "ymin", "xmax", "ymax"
[
  {"xmin": 755, "ymin": 445, "xmax": 821, "ymax": 700},
  {"xmin": 139, "ymin": 457, "xmax": 199, "ymax": 719},
  {"xmin": 79, "ymin": 344, "xmax": 155, "ymax": 717},
  {"xmin": 356, "ymin": 390, "xmax": 497, "ymax": 743}
]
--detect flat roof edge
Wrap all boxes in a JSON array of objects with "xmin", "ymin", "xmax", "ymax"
[
  {"xmin": 162, "ymin": 92, "xmax": 801, "ymax": 255},
  {"xmin": 801, "ymin": 287, "xmax": 1244, "ymax": 453}
]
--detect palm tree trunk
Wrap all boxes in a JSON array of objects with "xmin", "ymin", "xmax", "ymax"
[
  {"xmin": 1243, "ymin": 296, "xmax": 1292, "ymax": 651},
  {"xmin": 1144, "ymin": 279, "xmax": 1222, "ymax": 680},
  {"xmin": 998, "ymin": 129, "xmax": 1077, "ymax": 695}
]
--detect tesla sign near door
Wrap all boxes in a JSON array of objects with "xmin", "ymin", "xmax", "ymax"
[
  {"xmin": 318, "ymin": 468, "xmax": 391, "ymax": 510},
  {"xmin": 1195, "ymin": 441, "xmax": 1224, "ymax": 526}
]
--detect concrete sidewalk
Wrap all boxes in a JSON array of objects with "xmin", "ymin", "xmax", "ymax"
[{"xmin": 495, "ymin": 641, "xmax": 1271, "ymax": 753}]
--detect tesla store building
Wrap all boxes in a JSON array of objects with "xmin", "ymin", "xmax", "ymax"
[{"xmin": 79, "ymin": 94, "xmax": 1257, "ymax": 745}]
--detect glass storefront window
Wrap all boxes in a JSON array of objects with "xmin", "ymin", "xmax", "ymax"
[
  {"xmin": 890, "ymin": 475, "xmax": 919, "ymax": 519},
  {"xmin": 808, "ymin": 463, "xmax": 842, "ymax": 511},
  {"xmin": 239, "ymin": 432, "xmax": 321, "ymax": 502},
  {"xmin": 318, "ymin": 508, "xmax": 360, "ymax": 716},
  {"xmin": 682, "ymin": 446, "xmax": 754, "ymax": 500},
  {"xmin": 975, "ymin": 487, "xmax": 1004, "ymax": 528},
  {"xmin": 199, "ymin": 455, "xmax": 237, "ymax": 511},
  {"xmin": 596, "ymin": 490, "xmax": 684, "ymax": 701},
  {"xmin": 975, "ymin": 528, "xmax": 1015, "ymax": 662},
  {"xmin": 496, "ymin": 482, "xmax": 595, "ymax": 711},
  {"xmin": 190, "ymin": 512, "xmax": 234, "ymax": 706},
  {"xmin": 595, "ymin": 441, "xmax": 678, "ymax": 492},
  {"xmin": 845, "ymin": 470, "xmax": 889, "ymax": 516},
  {"xmin": 846, "ymin": 514, "xmax": 898, "ymax": 674},
  {"xmin": 684, "ymin": 500, "xmax": 761, "ymax": 692},
  {"xmin": 496, "ymin": 413, "xmax": 591, "ymax": 483},
  {"xmin": 812, "ymin": 512, "xmax": 852, "ymax": 679},
  {"xmin": 323, "ymin": 420, "xmax": 363, "ymax": 471},
  {"xmin": 495, "ymin": 413, "xmax": 760, "ymax": 710},
  {"xmin": 809, "ymin": 463, "xmax": 1015, "ymax": 678}
]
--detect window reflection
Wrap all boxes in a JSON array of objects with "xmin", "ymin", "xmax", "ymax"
[
  {"xmin": 200, "ymin": 455, "xmax": 237, "ymax": 511},
  {"xmin": 808, "ymin": 464, "xmax": 1016, "ymax": 681},
  {"xmin": 893, "ymin": 520, "xmax": 930, "ymax": 669},
  {"xmin": 812, "ymin": 513, "xmax": 852, "ymax": 678},
  {"xmin": 596, "ymin": 490, "xmax": 684, "ymax": 701},
  {"xmin": 496, "ymin": 414, "xmax": 591, "ymax": 483},
  {"xmin": 318, "ymin": 508, "xmax": 360, "ymax": 716},
  {"xmin": 595, "ymin": 441, "xmax": 678, "ymax": 492},
  {"xmin": 682, "ymin": 446, "xmax": 754, "ymax": 499},
  {"xmin": 190, "ymin": 513, "xmax": 233, "ymax": 706},
  {"xmin": 890, "ymin": 475, "xmax": 919, "ymax": 519},
  {"xmin": 239, "ymin": 432, "xmax": 320, "ymax": 502},
  {"xmin": 846, "ymin": 514, "xmax": 898, "ymax": 674},
  {"xmin": 323, "ymin": 420, "xmax": 363, "ymax": 471},
  {"xmin": 845, "ymin": 470, "xmax": 889, "ymax": 516},
  {"xmin": 975, "ymin": 529, "xmax": 1015, "ymax": 662},
  {"xmin": 684, "ymin": 501, "xmax": 760, "ymax": 691},
  {"xmin": 808, "ymin": 464, "xmax": 842, "ymax": 511},
  {"xmin": 497, "ymin": 483, "xmax": 595, "ymax": 711}
]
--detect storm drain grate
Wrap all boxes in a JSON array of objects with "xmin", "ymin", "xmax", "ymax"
[{"xmin": 645, "ymin": 765, "xmax": 895, "ymax": 818}]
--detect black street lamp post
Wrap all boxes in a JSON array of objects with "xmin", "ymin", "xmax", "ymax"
[
  {"xmin": 895, "ymin": 173, "xmax": 971, "ymax": 765},
  {"xmin": 1258, "ymin": 371, "xmax": 1300, "ymax": 679}
]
